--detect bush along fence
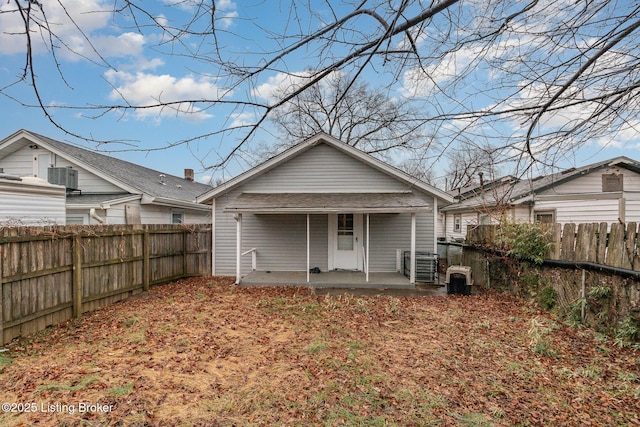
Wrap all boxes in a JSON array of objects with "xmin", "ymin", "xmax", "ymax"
[
  {"xmin": 0, "ymin": 224, "xmax": 211, "ymax": 345},
  {"xmin": 461, "ymin": 222, "xmax": 640, "ymax": 346}
]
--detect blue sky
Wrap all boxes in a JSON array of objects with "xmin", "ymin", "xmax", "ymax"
[{"xmin": 1, "ymin": 0, "xmax": 639, "ymax": 186}]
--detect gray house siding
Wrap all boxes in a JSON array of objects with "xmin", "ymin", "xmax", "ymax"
[
  {"xmin": 215, "ymin": 196, "xmax": 330, "ymax": 275},
  {"xmin": 368, "ymin": 211, "xmax": 434, "ymax": 272},
  {"xmin": 241, "ymin": 143, "xmax": 410, "ymax": 192},
  {"xmin": 213, "ymin": 141, "xmax": 436, "ymax": 276},
  {"xmin": 246, "ymin": 214, "xmax": 328, "ymax": 271}
]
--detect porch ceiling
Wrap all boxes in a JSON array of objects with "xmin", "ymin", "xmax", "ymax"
[{"xmin": 223, "ymin": 192, "xmax": 432, "ymax": 214}]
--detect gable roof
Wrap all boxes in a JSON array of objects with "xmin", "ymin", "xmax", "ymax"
[
  {"xmin": 197, "ymin": 133, "xmax": 454, "ymax": 204},
  {"xmin": 441, "ymin": 156, "xmax": 640, "ymax": 212},
  {"xmin": 0, "ymin": 130, "xmax": 212, "ymax": 206}
]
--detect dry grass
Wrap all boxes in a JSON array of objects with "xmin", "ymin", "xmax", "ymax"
[{"xmin": 0, "ymin": 277, "xmax": 639, "ymax": 426}]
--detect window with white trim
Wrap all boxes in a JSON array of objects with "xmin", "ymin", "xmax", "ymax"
[{"xmin": 453, "ymin": 214, "xmax": 461, "ymax": 232}]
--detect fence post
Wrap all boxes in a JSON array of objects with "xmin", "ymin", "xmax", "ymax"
[
  {"xmin": 72, "ymin": 234, "xmax": 83, "ymax": 318},
  {"xmin": 143, "ymin": 228, "xmax": 150, "ymax": 291},
  {"xmin": 183, "ymin": 228, "xmax": 188, "ymax": 278}
]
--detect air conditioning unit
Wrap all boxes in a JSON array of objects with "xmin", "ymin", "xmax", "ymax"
[{"xmin": 48, "ymin": 167, "xmax": 78, "ymax": 190}]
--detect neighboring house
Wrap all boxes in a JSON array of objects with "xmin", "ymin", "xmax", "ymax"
[
  {"xmin": 197, "ymin": 133, "xmax": 454, "ymax": 284},
  {"xmin": 0, "ymin": 174, "xmax": 66, "ymax": 226},
  {"xmin": 0, "ymin": 130, "xmax": 212, "ymax": 225},
  {"xmin": 440, "ymin": 156, "xmax": 640, "ymax": 241}
]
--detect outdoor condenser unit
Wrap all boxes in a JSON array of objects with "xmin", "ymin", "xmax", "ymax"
[{"xmin": 403, "ymin": 251, "xmax": 439, "ymax": 283}]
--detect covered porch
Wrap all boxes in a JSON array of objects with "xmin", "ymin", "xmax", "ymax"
[{"xmin": 225, "ymin": 192, "xmax": 437, "ymax": 287}]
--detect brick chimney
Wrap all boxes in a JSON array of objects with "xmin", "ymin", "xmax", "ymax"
[{"xmin": 184, "ymin": 168, "xmax": 195, "ymax": 182}]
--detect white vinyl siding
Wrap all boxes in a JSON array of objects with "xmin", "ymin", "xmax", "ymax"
[
  {"xmin": 512, "ymin": 206, "xmax": 531, "ymax": 223},
  {"xmin": 534, "ymin": 199, "xmax": 620, "ymax": 224},
  {"xmin": 0, "ymin": 146, "xmax": 37, "ymax": 176},
  {"xmin": 0, "ymin": 145, "xmax": 123, "ymax": 193},
  {"xmin": 539, "ymin": 167, "xmax": 640, "ymax": 195},
  {"xmin": 0, "ymin": 180, "xmax": 66, "ymax": 226},
  {"xmin": 66, "ymin": 202, "xmax": 210, "ymax": 225},
  {"xmin": 137, "ymin": 204, "xmax": 209, "ymax": 225},
  {"xmin": 626, "ymin": 200, "xmax": 640, "ymax": 221},
  {"xmin": 445, "ymin": 211, "xmax": 479, "ymax": 241}
]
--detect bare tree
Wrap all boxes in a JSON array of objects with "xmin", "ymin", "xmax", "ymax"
[
  {"xmin": 444, "ymin": 143, "xmax": 502, "ymax": 191},
  {"xmin": 2, "ymin": 0, "xmax": 639, "ymax": 172},
  {"xmin": 257, "ymin": 72, "xmax": 431, "ymax": 161}
]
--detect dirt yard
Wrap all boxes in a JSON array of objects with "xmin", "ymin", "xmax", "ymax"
[{"xmin": 0, "ymin": 277, "xmax": 638, "ymax": 426}]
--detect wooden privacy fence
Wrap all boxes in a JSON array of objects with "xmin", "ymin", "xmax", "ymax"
[
  {"xmin": 467, "ymin": 222, "xmax": 640, "ymax": 270},
  {"xmin": 0, "ymin": 224, "xmax": 211, "ymax": 345}
]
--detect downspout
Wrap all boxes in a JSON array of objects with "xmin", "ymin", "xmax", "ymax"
[{"xmin": 89, "ymin": 208, "xmax": 106, "ymax": 224}]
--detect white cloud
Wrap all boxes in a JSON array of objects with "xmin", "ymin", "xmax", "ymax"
[
  {"xmin": 400, "ymin": 45, "xmax": 481, "ymax": 98},
  {"xmin": 213, "ymin": 0, "xmax": 237, "ymax": 29},
  {"xmin": 252, "ymin": 70, "xmax": 343, "ymax": 103},
  {"xmin": 229, "ymin": 112, "xmax": 254, "ymax": 128},
  {"xmin": 0, "ymin": 0, "xmax": 151, "ymax": 62},
  {"xmin": 252, "ymin": 72, "xmax": 311, "ymax": 102},
  {"xmin": 593, "ymin": 118, "xmax": 640, "ymax": 149},
  {"xmin": 105, "ymin": 69, "xmax": 227, "ymax": 121},
  {"xmin": 90, "ymin": 33, "xmax": 146, "ymax": 58},
  {"xmin": 198, "ymin": 174, "xmax": 212, "ymax": 184},
  {"xmin": 162, "ymin": 0, "xmax": 237, "ymax": 29},
  {"xmin": 0, "ymin": 0, "xmax": 113, "ymax": 56}
]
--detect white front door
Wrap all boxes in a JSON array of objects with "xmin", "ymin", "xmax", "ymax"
[{"xmin": 330, "ymin": 213, "xmax": 362, "ymax": 270}]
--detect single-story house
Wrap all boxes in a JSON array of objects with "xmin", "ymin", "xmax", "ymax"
[
  {"xmin": 0, "ymin": 174, "xmax": 66, "ymax": 226},
  {"xmin": 197, "ymin": 133, "xmax": 454, "ymax": 286},
  {"xmin": 0, "ymin": 130, "xmax": 212, "ymax": 225},
  {"xmin": 441, "ymin": 156, "xmax": 640, "ymax": 240}
]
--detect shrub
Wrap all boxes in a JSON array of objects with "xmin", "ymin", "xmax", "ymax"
[
  {"xmin": 498, "ymin": 222, "xmax": 551, "ymax": 265},
  {"xmin": 615, "ymin": 315, "xmax": 640, "ymax": 348},
  {"xmin": 537, "ymin": 286, "xmax": 558, "ymax": 311}
]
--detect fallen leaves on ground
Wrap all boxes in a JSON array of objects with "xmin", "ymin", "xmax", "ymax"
[{"xmin": 1, "ymin": 277, "xmax": 639, "ymax": 426}]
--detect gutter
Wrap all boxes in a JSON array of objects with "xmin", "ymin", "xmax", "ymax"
[{"xmin": 142, "ymin": 195, "xmax": 211, "ymax": 211}]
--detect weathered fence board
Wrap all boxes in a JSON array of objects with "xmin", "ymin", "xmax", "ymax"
[
  {"xmin": 560, "ymin": 223, "xmax": 576, "ymax": 261},
  {"xmin": 0, "ymin": 224, "xmax": 211, "ymax": 345},
  {"xmin": 608, "ymin": 223, "xmax": 626, "ymax": 268},
  {"xmin": 467, "ymin": 222, "xmax": 640, "ymax": 272},
  {"xmin": 596, "ymin": 222, "xmax": 608, "ymax": 264},
  {"xmin": 625, "ymin": 222, "xmax": 637, "ymax": 270}
]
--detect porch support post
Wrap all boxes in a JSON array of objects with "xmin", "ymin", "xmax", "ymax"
[
  {"xmin": 433, "ymin": 198, "xmax": 438, "ymax": 253},
  {"xmin": 410, "ymin": 212, "xmax": 416, "ymax": 284},
  {"xmin": 235, "ymin": 213, "xmax": 242, "ymax": 284},
  {"xmin": 306, "ymin": 214, "xmax": 310, "ymax": 283},
  {"xmin": 366, "ymin": 213, "xmax": 370, "ymax": 282}
]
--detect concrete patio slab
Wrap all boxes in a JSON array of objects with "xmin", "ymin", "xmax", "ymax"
[{"xmin": 239, "ymin": 270, "xmax": 446, "ymax": 295}]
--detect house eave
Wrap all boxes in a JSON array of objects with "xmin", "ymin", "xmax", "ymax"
[
  {"xmin": 142, "ymin": 195, "xmax": 211, "ymax": 211},
  {"xmin": 224, "ymin": 207, "xmax": 432, "ymax": 214},
  {"xmin": 222, "ymin": 191, "xmax": 432, "ymax": 214},
  {"xmin": 66, "ymin": 194, "xmax": 142, "ymax": 210}
]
